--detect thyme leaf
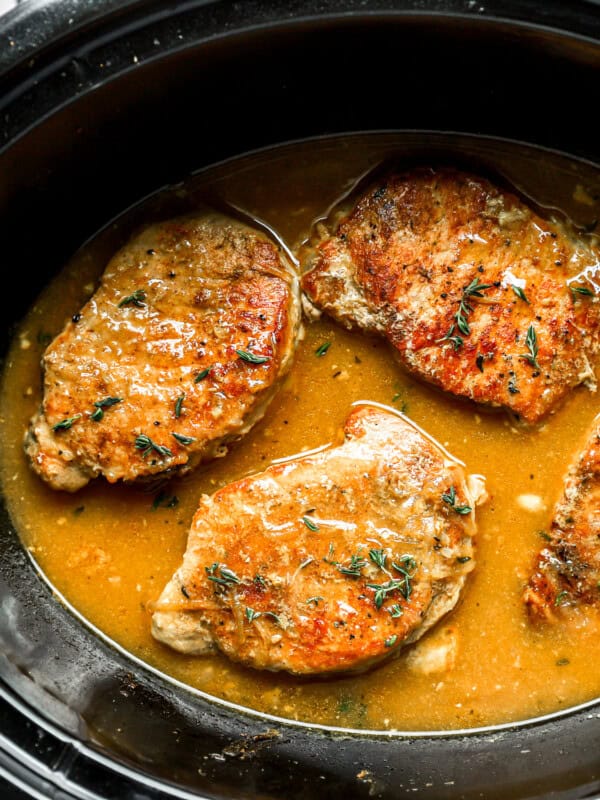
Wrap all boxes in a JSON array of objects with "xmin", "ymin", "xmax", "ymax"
[
  {"xmin": 236, "ymin": 349, "xmax": 270, "ymax": 364},
  {"xmin": 134, "ymin": 433, "xmax": 173, "ymax": 459},
  {"xmin": 511, "ymin": 285, "xmax": 530, "ymax": 303},
  {"xmin": 441, "ymin": 486, "xmax": 472, "ymax": 515},
  {"xmin": 315, "ymin": 341, "xmax": 332, "ymax": 357},
  {"xmin": 555, "ymin": 590, "xmax": 569, "ymax": 607},
  {"xmin": 175, "ymin": 393, "xmax": 185, "ymax": 418},
  {"xmin": 301, "ymin": 516, "xmax": 320, "ymax": 531},
  {"xmin": 384, "ymin": 635, "xmax": 398, "ymax": 648},
  {"xmin": 52, "ymin": 414, "xmax": 82, "ymax": 432},
  {"xmin": 91, "ymin": 396, "xmax": 122, "ymax": 422},
  {"xmin": 172, "ymin": 432, "xmax": 195, "ymax": 446},
  {"xmin": 570, "ymin": 285, "xmax": 595, "ymax": 297},
  {"xmin": 118, "ymin": 289, "xmax": 146, "ymax": 308},
  {"xmin": 245, "ymin": 607, "xmax": 261, "ymax": 623},
  {"xmin": 194, "ymin": 367, "xmax": 213, "ymax": 382}
]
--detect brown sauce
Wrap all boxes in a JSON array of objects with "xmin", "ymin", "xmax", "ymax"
[{"xmin": 2, "ymin": 133, "xmax": 600, "ymax": 731}]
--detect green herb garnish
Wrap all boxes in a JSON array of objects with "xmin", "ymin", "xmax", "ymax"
[
  {"xmin": 456, "ymin": 556, "xmax": 472, "ymax": 564},
  {"xmin": 388, "ymin": 604, "xmax": 403, "ymax": 618},
  {"xmin": 90, "ymin": 396, "xmax": 122, "ymax": 422},
  {"xmin": 338, "ymin": 553, "xmax": 368, "ymax": 577},
  {"xmin": 440, "ymin": 277, "xmax": 492, "ymax": 349},
  {"xmin": 367, "ymin": 578, "xmax": 409, "ymax": 610},
  {"xmin": 511, "ymin": 285, "xmax": 530, "ymax": 303},
  {"xmin": 172, "ymin": 432, "xmax": 195, "ymax": 446},
  {"xmin": 175, "ymin": 393, "xmax": 185, "ymax": 418},
  {"xmin": 194, "ymin": 367, "xmax": 212, "ymax": 383},
  {"xmin": 299, "ymin": 557, "xmax": 314, "ymax": 570},
  {"xmin": 301, "ymin": 515, "xmax": 320, "ymax": 531},
  {"xmin": 441, "ymin": 486, "xmax": 472, "ymax": 515},
  {"xmin": 369, "ymin": 548, "xmax": 387, "ymax": 570},
  {"xmin": 555, "ymin": 590, "xmax": 569, "ymax": 607},
  {"xmin": 306, "ymin": 596, "xmax": 324, "ymax": 606},
  {"xmin": 205, "ymin": 563, "xmax": 241, "ymax": 587},
  {"xmin": 134, "ymin": 433, "xmax": 173, "ymax": 459},
  {"xmin": 236, "ymin": 349, "xmax": 270, "ymax": 364},
  {"xmin": 570, "ymin": 285, "xmax": 595, "ymax": 297},
  {"xmin": 520, "ymin": 324, "xmax": 540, "ymax": 370},
  {"xmin": 118, "ymin": 289, "xmax": 146, "ymax": 308},
  {"xmin": 384, "ymin": 635, "xmax": 398, "ymax": 648},
  {"xmin": 52, "ymin": 414, "xmax": 82, "ymax": 432},
  {"xmin": 315, "ymin": 341, "xmax": 332, "ymax": 357},
  {"xmin": 245, "ymin": 607, "xmax": 261, "ymax": 623},
  {"xmin": 438, "ymin": 324, "xmax": 464, "ymax": 351}
]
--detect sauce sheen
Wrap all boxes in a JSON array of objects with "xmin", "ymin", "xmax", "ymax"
[{"xmin": 2, "ymin": 134, "xmax": 600, "ymax": 731}]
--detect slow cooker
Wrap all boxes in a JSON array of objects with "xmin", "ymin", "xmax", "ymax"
[{"xmin": 2, "ymin": 1, "xmax": 600, "ymax": 797}]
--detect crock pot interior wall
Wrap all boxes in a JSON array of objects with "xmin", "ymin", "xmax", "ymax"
[{"xmin": 1, "ymin": 3, "xmax": 600, "ymax": 799}]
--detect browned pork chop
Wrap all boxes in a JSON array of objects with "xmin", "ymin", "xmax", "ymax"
[
  {"xmin": 524, "ymin": 416, "xmax": 600, "ymax": 620},
  {"xmin": 25, "ymin": 213, "xmax": 300, "ymax": 491},
  {"xmin": 301, "ymin": 167, "xmax": 600, "ymax": 425},
  {"xmin": 151, "ymin": 404, "xmax": 485, "ymax": 675}
]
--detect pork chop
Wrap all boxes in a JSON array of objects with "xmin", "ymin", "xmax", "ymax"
[
  {"xmin": 151, "ymin": 404, "xmax": 485, "ymax": 675},
  {"xmin": 524, "ymin": 416, "xmax": 600, "ymax": 620},
  {"xmin": 25, "ymin": 213, "xmax": 301, "ymax": 491},
  {"xmin": 300, "ymin": 167, "xmax": 600, "ymax": 424}
]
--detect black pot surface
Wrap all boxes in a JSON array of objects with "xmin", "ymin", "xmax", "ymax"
[{"xmin": 1, "ymin": 2, "xmax": 600, "ymax": 798}]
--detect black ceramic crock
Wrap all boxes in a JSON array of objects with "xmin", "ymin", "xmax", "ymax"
[{"xmin": 2, "ymin": 2, "xmax": 600, "ymax": 798}]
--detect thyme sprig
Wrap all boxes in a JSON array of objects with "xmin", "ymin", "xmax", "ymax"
[
  {"xmin": 338, "ymin": 553, "xmax": 368, "ymax": 577},
  {"xmin": 439, "ymin": 277, "xmax": 492, "ymax": 350},
  {"xmin": 441, "ymin": 486, "xmax": 472, "ymax": 515},
  {"xmin": 367, "ymin": 557, "xmax": 415, "ymax": 609},
  {"xmin": 366, "ymin": 578, "xmax": 408, "ymax": 609},
  {"xmin": 520, "ymin": 324, "xmax": 540, "ymax": 370},
  {"xmin": 134, "ymin": 433, "xmax": 173, "ymax": 459},
  {"xmin": 205, "ymin": 562, "xmax": 241, "ymax": 587}
]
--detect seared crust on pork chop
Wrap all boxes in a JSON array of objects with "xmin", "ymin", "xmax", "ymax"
[
  {"xmin": 524, "ymin": 416, "xmax": 600, "ymax": 620},
  {"xmin": 25, "ymin": 213, "xmax": 300, "ymax": 491},
  {"xmin": 152, "ymin": 405, "xmax": 485, "ymax": 675},
  {"xmin": 301, "ymin": 167, "xmax": 600, "ymax": 424}
]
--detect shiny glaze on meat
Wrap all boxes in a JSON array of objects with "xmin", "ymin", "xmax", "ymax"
[
  {"xmin": 301, "ymin": 167, "xmax": 600, "ymax": 424},
  {"xmin": 525, "ymin": 415, "xmax": 600, "ymax": 620},
  {"xmin": 25, "ymin": 213, "xmax": 301, "ymax": 490},
  {"xmin": 152, "ymin": 404, "xmax": 483, "ymax": 674}
]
